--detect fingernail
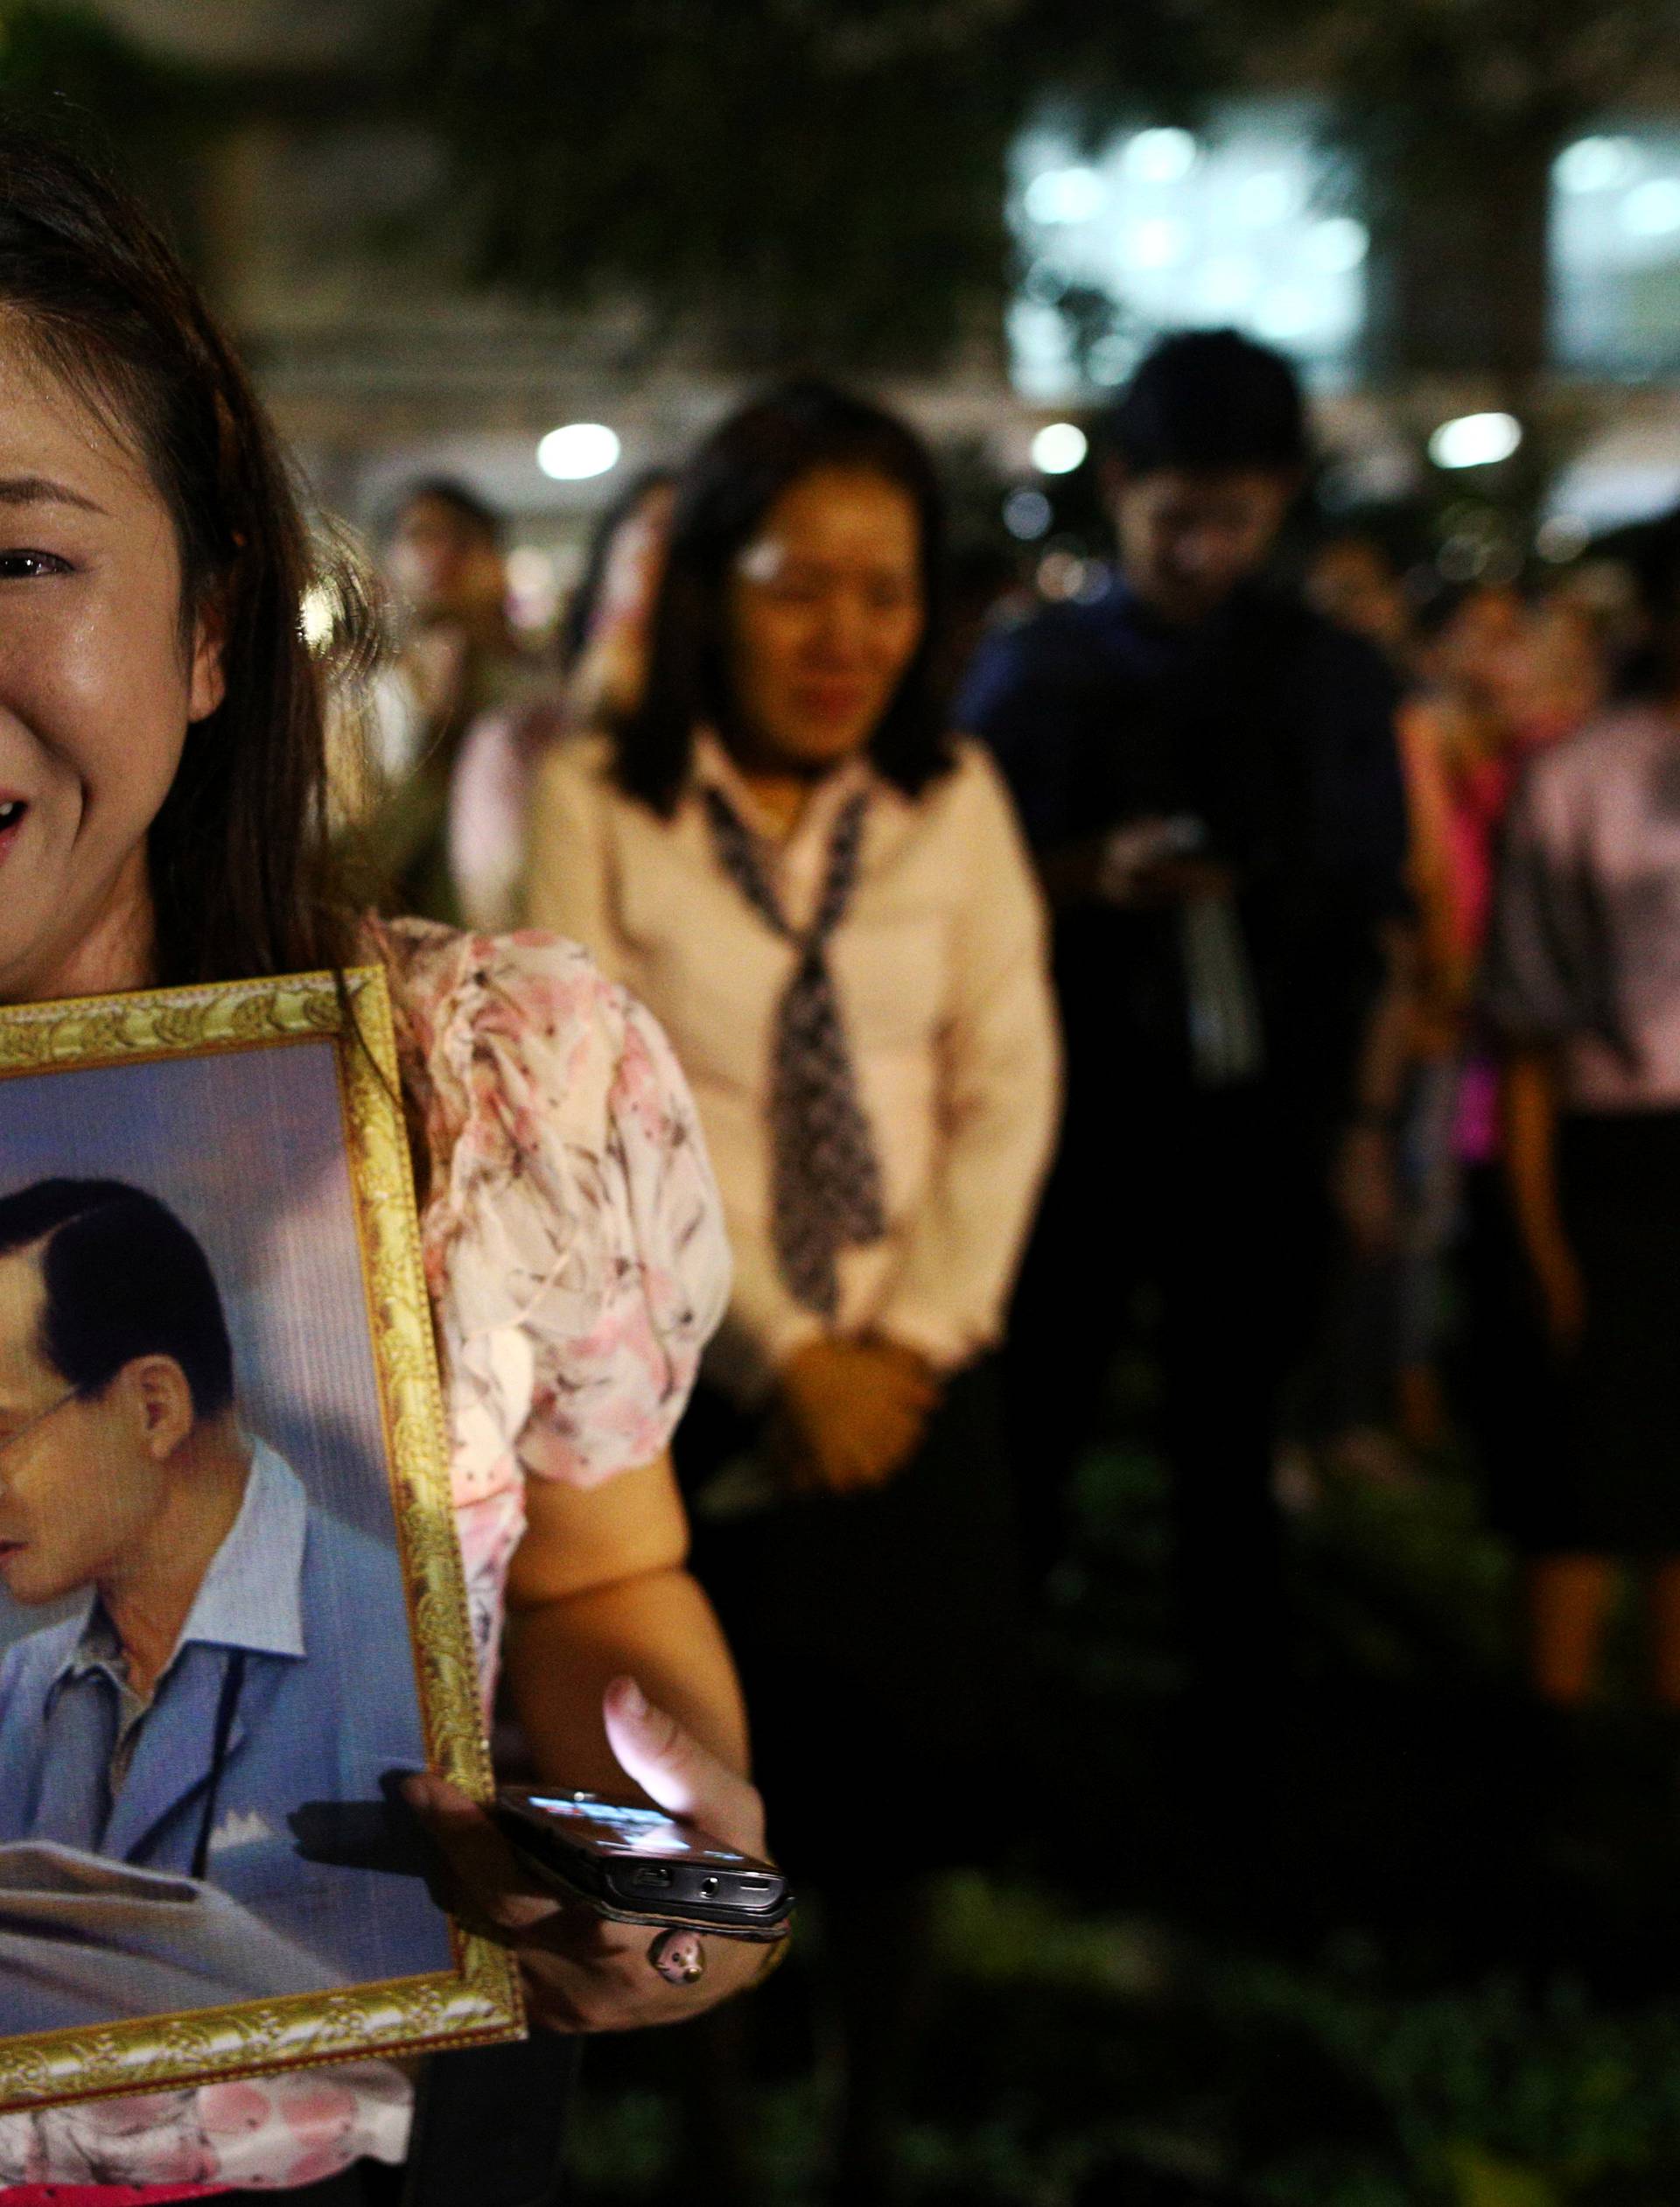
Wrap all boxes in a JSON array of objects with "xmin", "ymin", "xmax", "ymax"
[{"xmin": 613, "ymin": 1675, "xmax": 648, "ymax": 1719}]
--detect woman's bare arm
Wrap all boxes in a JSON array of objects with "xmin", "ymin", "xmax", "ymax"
[
  {"xmin": 1502, "ymin": 1046, "xmax": 1586, "ymax": 1347},
  {"xmin": 500, "ymin": 1454, "xmax": 750, "ymax": 1794}
]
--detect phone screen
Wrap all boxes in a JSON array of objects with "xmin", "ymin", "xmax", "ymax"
[{"xmin": 523, "ymin": 1794, "xmax": 752, "ymax": 1867}]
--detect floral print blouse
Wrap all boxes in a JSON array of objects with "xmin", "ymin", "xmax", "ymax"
[{"xmin": 0, "ymin": 921, "xmax": 730, "ymax": 2200}]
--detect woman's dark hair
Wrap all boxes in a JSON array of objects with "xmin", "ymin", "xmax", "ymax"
[
  {"xmin": 0, "ymin": 126, "xmax": 352, "ymax": 985},
  {"xmin": 0, "ymin": 1178, "xmax": 234, "ymax": 1419},
  {"xmin": 1611, "ymin": 507, "xmax": 1680, "ymax": 700},
  {"xmin": 1629, "ymin": 508, "xmax": 1680, "ymax": 631},
  {"xmin": 560, "ymin": 466, "xmax": 676, "ymax": 674},
  {"xmin": 615, "ymin": 379, "xmax": 953, "ymax": 815}
]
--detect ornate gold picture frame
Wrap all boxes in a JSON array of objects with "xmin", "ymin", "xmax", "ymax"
[{"xmin": 0, "ymin": 967, "xmax": 522, "ymax": 2113}]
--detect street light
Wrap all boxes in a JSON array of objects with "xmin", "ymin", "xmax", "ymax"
[
  {"xmin": 537, "ymin": 423, "xmax": 621, "ymax": 481},
  {"xmin": 1555, "ymin": 137, "xmax": 1639, "ymax": 194},
  {"xmin": 1428, "ymin": 412, "xmax": 1522, "ymax": 470},
  {"xmin": 1622, "ymin": 179, "xmax": 1680, "ymax": 238},
  {"xmin": 1032, "ymin": 423, "xmax": 1088, "ymax": 475},
  {"xmin": 1124, "ymin": 128, "xmax": 1198, "ymax": 184},
  {"xmin": 1024, "ymin": 166, "xmax": 1104, "ymax": 226}
]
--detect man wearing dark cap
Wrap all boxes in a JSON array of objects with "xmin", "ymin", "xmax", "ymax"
[{"xmin": 961, "ymin": 330, "xmax": 1412, "ymax": 1743}]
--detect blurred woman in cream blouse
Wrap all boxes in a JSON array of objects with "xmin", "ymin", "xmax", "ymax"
[
  {"xmin": 527, "ymin": 711, "xmax": 1054, "ymax": 1409},
  {"xmin": 522, "ymin": 381, "xmax": 1059, "ymax": 2202}
]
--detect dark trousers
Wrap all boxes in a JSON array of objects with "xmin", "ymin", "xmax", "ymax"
[
  {"xmin": 1007, "ymin": 1087, "xmax": 1334, "ymax": 1717},
  {"xmin": 681, "ymin": 1361, "xmax": 1023, "ymax": 1877}
]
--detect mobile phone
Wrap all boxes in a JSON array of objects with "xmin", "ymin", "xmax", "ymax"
[{"xmin": 494, "ymin": 1786, "xmax": 794, "ymax": 1939}]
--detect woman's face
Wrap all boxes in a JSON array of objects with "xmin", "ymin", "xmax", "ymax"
[
  {"xmin": 0, "ymin": 331, "xmax": 223, "ymax": 1004},
  {"xmin": 724, "ymin": 466, "xmax": 924, "ymax": 777}
]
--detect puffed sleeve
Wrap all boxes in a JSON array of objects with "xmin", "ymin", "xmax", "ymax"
[{"xmin": 377, "ymin": 919, "xmax": 731, "ymax": 1500}]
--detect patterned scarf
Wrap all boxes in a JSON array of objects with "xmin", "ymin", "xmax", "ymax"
[{"xmin": 704, "ymin": 782, "xmax": 887, "ymax": 1316}]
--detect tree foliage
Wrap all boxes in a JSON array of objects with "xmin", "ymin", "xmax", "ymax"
[
  {"xmin": 1239, "ymin": 0, "xmax": 1680, "ymax": 131},
  {"xmin": 413, "ymin": 0, "xmax": 1220, "ymax": 369},
  {"xmin": 0, "ymin": 3, "xmax": 194, "ymax": 159},
  {"xmin": 412, "ymin": 0, "xmax": 1680, "ymax": 378},
  {"xmin": 1238, "ymin": 0, "xmax": 1680, "ymax": 382},
  {"xmin": 0, "ymin": 0, "xmax": 227, "ymax": 283}
]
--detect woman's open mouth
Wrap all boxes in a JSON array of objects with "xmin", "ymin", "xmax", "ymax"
[{"xmin": 0, "ymin": 797, "xmax": 27, "ymax": 858}]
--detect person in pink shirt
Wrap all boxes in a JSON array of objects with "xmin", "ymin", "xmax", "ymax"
[{"xmin": 1486, "ymin": 521, "xmax": 1680, "ymax": 1708}]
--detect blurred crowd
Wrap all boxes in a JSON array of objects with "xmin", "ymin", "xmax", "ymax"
[{"xmin": 343, "ymin": 333, "xmax": 1680, "ymax": 2205}]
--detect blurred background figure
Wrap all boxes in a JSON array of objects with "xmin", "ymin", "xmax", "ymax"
[
  {"xmin": 447, "ymin": 469, "xmax": 676, "ymax": 931},
  {"xmin": 938, "ymin": 536, "xmax": 1032, "ymax": 693},
  {"xmin": 1389, "ymin": 582, "xmax": 1532, "ymax": 1452},
  {"xmin": 1395, "ymin": 583, "xmax": 1610, "ymax": 1454},
  {"xmin": 1295, "ymin": 526, "xmax": 1419, "ymax": 1473},
  {"xmin": 959, "ymin": 332, "xmax": 1411, "ymax": 1798},
  {"xmin": 557, "ymin": 468, "xmax": 679, "ymax": 732},
  {"xmin": 1484, "ymin": 516, "xmax": 1680, "ymax": 1712},
  {"xmin": 1305, "ymin": 528, "xmax": 1415, "ymax": 668},
  {"xmin": 522, "ymin": 380, "xmax": 1060, "ymax": 2205},
  {"xmin": 1505, "ymin": 585, "xmax": 1616, "ymax": 750},
  {"xmin": 360, "ymin": 478, "xmax": 547, "ymax": 921}
]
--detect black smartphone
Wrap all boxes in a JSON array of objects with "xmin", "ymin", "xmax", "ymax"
[{"xmin": 494, "ymin": 1786, "xmax": 794, "ymax": 1939}]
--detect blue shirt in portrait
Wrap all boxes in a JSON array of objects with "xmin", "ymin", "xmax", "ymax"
[{"xmin": 0, "ymin": 1441, "xmax": 452, "ymax": 1990}]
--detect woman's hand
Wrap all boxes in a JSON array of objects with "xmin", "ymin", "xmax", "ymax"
[
  {"xmin": 773, "ymin": 1336, "xmax": 941, "ymax": 1495},
  {"xmin": 1501, "ymin": 1052, "xmax": 1586, "ymax": 1355},
  {"xmin": 404, "ymin": 1676, "xmax": 780, "ymax": 2034}
]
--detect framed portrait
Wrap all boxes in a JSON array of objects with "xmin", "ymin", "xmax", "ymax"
[{"xmin": 0, "ymin": 968, "xmax": 522, "ymax": 2113}]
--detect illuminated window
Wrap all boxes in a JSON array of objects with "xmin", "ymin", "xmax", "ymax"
[
  {"xmin": 1552, "ymin": 129, "xmax": 1680, "ymax": 376},
  {"xmin": 1008, "ymin": 106, "xmax": 1365, "ymax": 402}
]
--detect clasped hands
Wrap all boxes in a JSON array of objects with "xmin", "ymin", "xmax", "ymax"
[{"xmin": 770, "ymin": 1334, "xmax": 942, "ymax": 1496}]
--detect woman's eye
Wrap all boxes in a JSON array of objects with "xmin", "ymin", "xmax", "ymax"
[{"xmin": 0, "ymin": 550, "xmax": 71, "ymax": 580}]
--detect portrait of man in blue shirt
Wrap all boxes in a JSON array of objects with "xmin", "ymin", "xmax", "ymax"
[{"xmin": 0, "ymin": 1176, "xmax": 452, "ymax": 2019}]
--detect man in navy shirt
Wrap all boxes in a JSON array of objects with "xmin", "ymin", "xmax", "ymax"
[{"xmin": 961, "ymin": 332, "xmax": 1411, "ymax": 1737}]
